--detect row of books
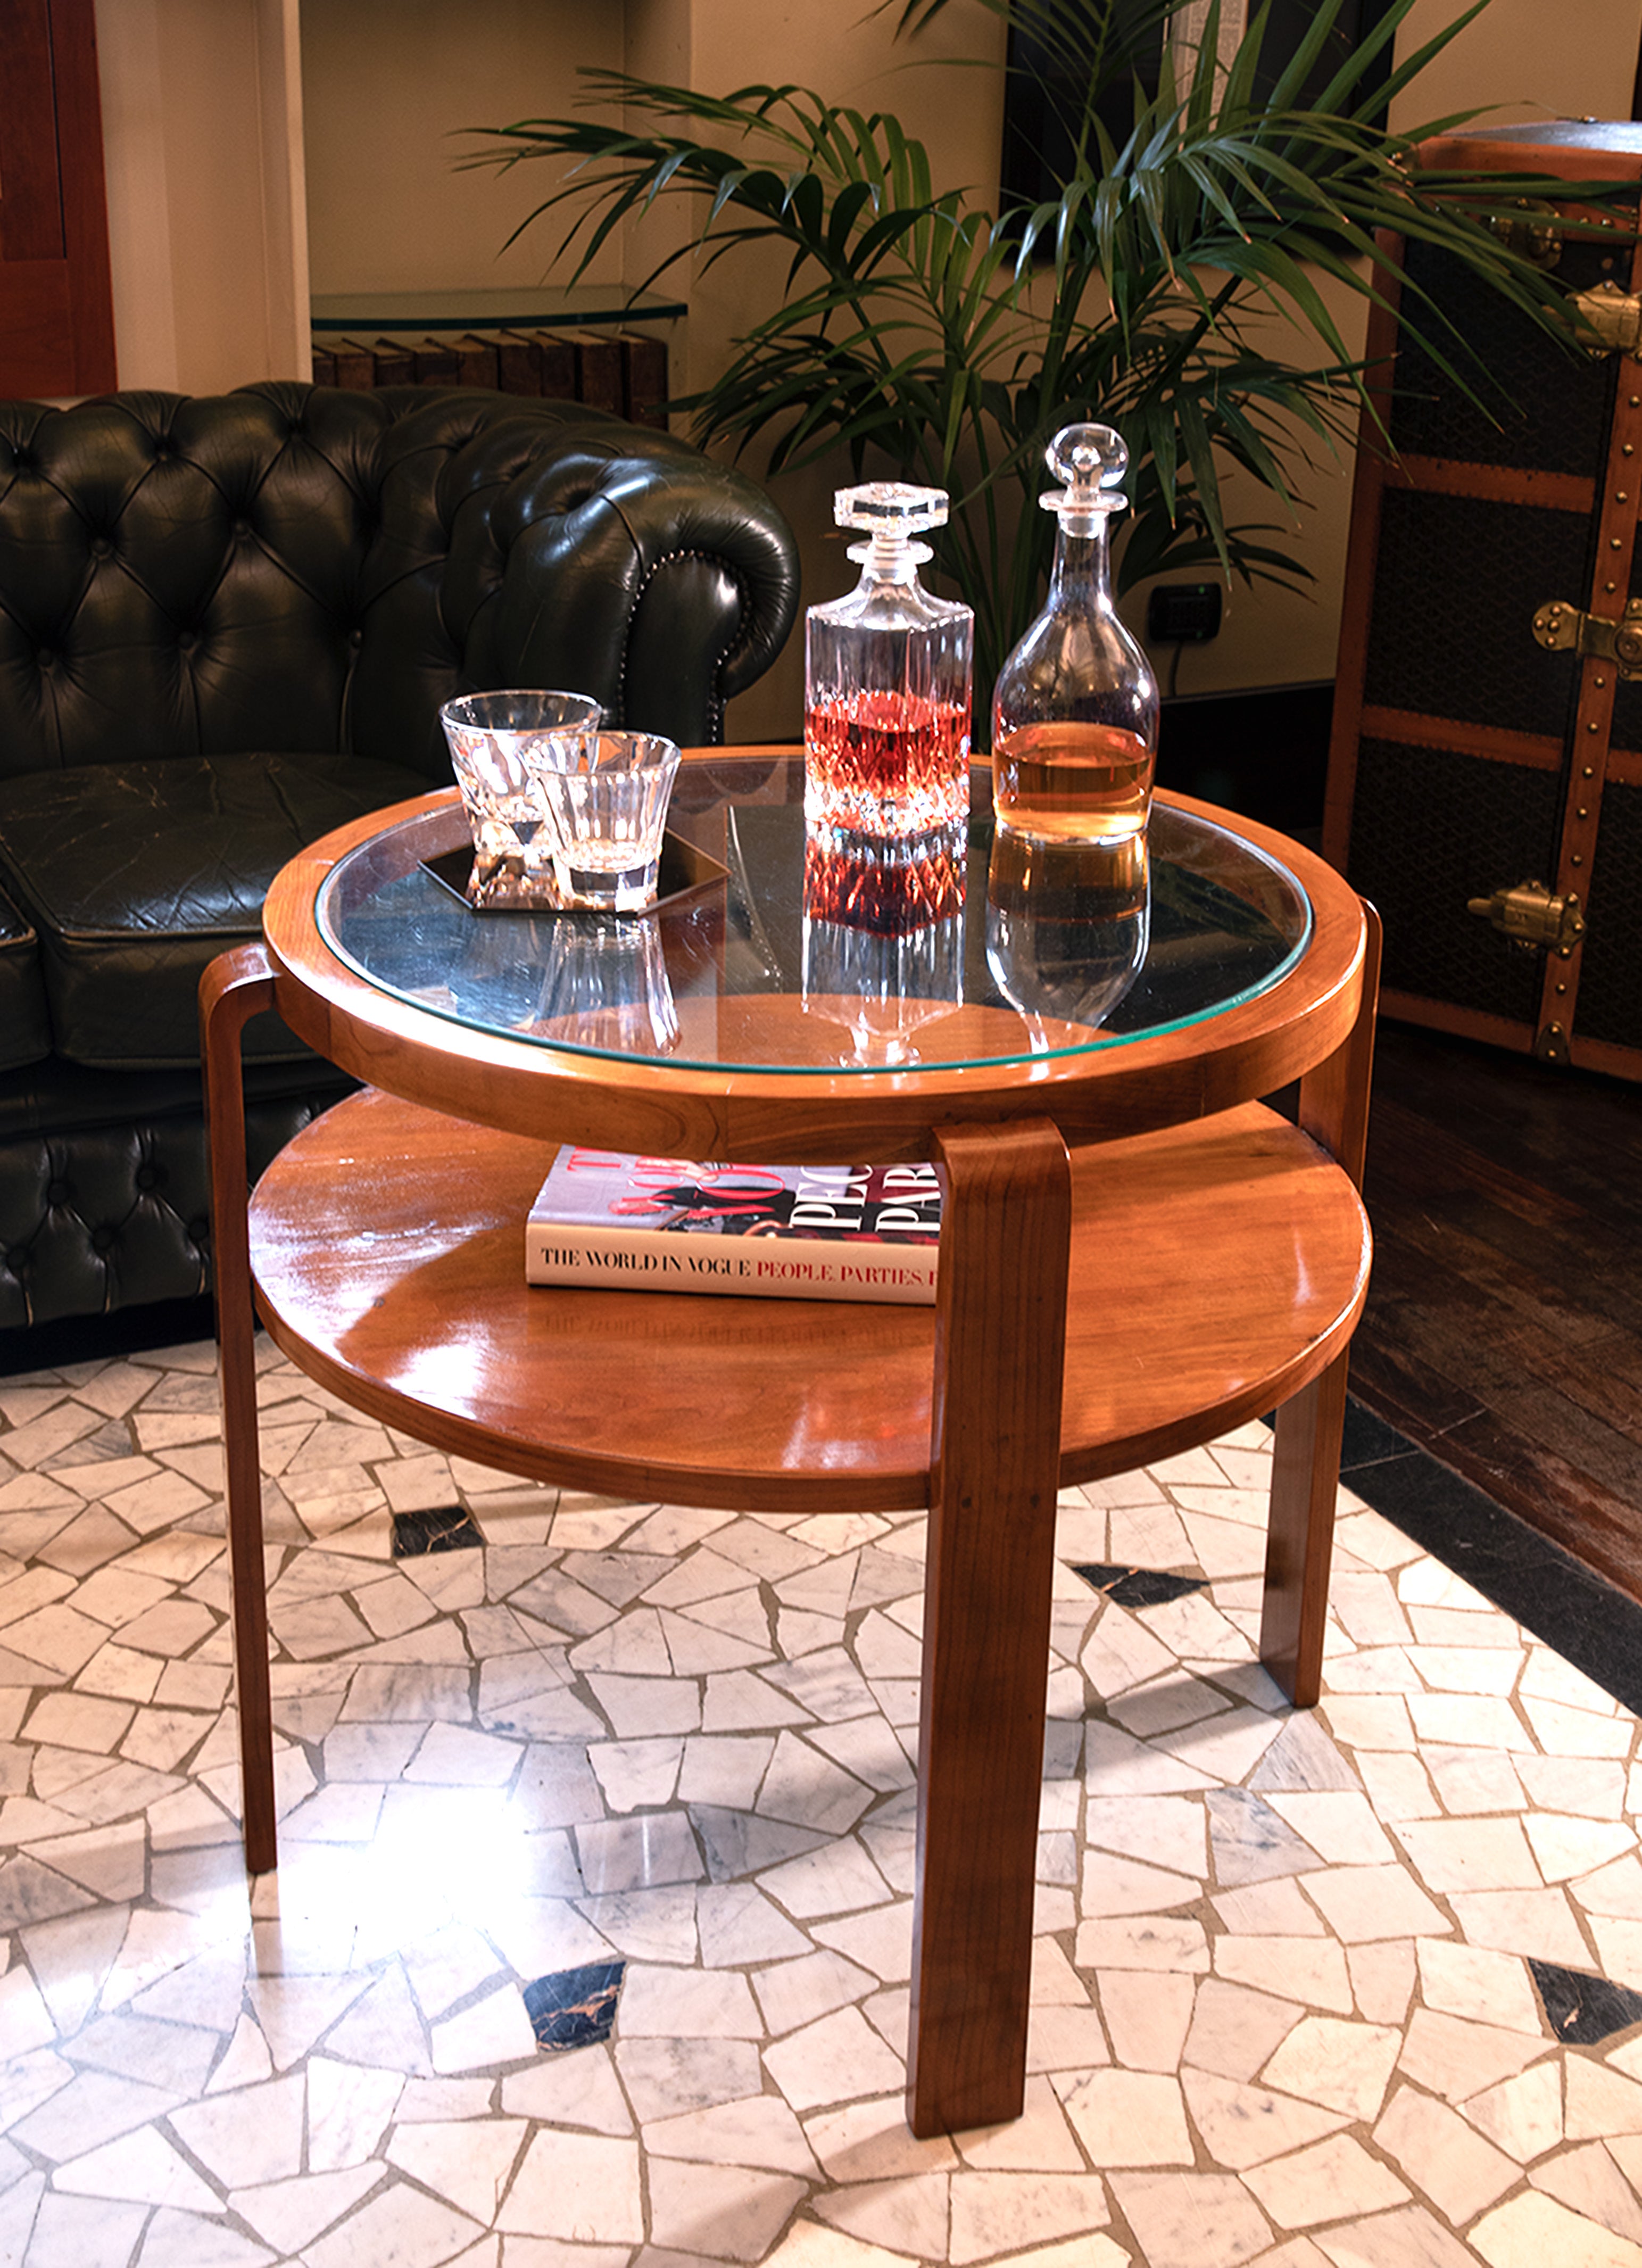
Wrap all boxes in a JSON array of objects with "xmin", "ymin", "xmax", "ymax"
[{"xmin": 310, "ymin": 330, "xmax": 669, "ymax": 429}]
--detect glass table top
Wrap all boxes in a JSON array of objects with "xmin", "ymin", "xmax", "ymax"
[{"xmin": 313, "ymin": 758, "xmax": 1312, "ymax": 1078}]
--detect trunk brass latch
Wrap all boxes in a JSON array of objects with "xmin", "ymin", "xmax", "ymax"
[
  {"xmin": 1571, "ymin": 282, "xmax": 1642, "ymax": 355},
  {"xmin": 1466, "ymin": 880, "xmax": 1586, "ymax": 953},
  {"xmin": 1532, "ymin": 596, "xmax": 1642, "ymax": 674}
]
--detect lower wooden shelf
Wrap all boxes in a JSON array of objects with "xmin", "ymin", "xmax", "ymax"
[{"xmin": 249, "ymin": 1087, "xmax": 1371, "ymax": 1513}]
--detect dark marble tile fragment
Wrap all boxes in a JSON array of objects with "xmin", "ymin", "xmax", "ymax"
[
  {"xmin": 391, "ymin": 1504, "xmax": 484, "ymax": 1558},
  {"xmin": 1530, "ymin": 1960, "xmax": 1642, "ymax": 2047},
  {"xmin": 1069, "ymin": 1563, "xmax": 1206, "ymax": 1608},
  {"xmin": 523, "ymin": 1958, "xmax": 627, "ymax": 2051}
]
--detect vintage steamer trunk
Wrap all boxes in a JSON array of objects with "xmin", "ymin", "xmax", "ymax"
[{"xmin": 1325, "ymin": 122, "xmax": 1642, "ymax": 1080}]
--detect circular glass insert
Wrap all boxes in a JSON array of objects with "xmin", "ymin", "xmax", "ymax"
[{"xmin": 314, "ymin": 760, "xmax": 1311, "ymax": 1077}]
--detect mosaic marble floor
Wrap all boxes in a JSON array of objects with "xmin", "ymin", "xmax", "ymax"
[{"xmin": 4, "ymin": 1336, "xmax": 1642, "ymax": 2267}]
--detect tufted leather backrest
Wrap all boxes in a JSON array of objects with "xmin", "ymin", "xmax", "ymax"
[{"xmin": 0, "ymin": 382, "xmax": 798, "ymax": 781}]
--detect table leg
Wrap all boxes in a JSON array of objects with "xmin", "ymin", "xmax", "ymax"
[
  {"xmin": 1261, "ymin": 903, "xmax": 1382, "ymax": 1707},
  {"xmin": 200, "ymin": 944, "xmax": 281, "ymax": 1876},
  {"xmin": 908, "ymin": 1118, "xmax": 1072, "ymax": 2138}
]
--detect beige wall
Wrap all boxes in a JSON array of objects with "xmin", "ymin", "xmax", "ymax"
[
  {"xmin": 301, "ymin": 0, "xmax": 623, "ymax": 296},
  {"xmin": 95, "ymin": 0, "xmax": 308, "ymax": 394}
]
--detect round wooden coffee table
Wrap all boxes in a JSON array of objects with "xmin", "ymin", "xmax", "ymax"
[{"xmin": 203, "ymin": 754, "xmax": 1377, "ymax": 2137}]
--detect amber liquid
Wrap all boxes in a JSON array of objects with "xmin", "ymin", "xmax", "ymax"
[
  {"xmin": 992, "ymin": 719, "xmax": 1154, "ymax": 842},
  {"xmin": 805, "ymin": 690, "xmax": 969, "ymax": 837}
]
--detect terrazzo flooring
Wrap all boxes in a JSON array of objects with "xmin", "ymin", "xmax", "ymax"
[{"xmin": 3, "ymin": 1336, "xmax": 1642, "ymax": 2266}]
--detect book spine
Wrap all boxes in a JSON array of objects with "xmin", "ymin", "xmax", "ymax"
[{"xmin": 525, "ymin": 1218, "xmax": 938, "ymax": 1305}]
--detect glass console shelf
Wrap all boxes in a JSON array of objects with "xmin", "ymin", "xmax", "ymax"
[{"xmin": 310, "ymin": 285, "xmax": 687, "ymax": 334}]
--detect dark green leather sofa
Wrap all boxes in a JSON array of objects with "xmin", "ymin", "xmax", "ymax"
[{"xmin": 0, "ymin": 382, "xmax": 799, "ymax": 1332}]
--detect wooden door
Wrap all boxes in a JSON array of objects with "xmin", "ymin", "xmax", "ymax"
[{"xmin": 0, "ymin": 0, "xmax": 115, "ymax": 397}]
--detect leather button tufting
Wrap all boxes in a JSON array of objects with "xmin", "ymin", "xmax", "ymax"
[
  {"xmin": 177, "ymin": 633, "xmax": 197, "ymax": 655},
  {"xmin": 90, "ymin": 1224, "xmax": 118, "ymax": 1253},
  {"xmin": 187, "ymin": 1216, "xmax": 211, "ymax": 1243},
  {"xmin": 135, "ymin": 1163, "xmax": 162, "ymax": 1191},
  {"xmin": 4, "ymin": 1249, "xmax": 27, "ymax": 1275},
  {"xmin": 36, "ymin": 650, "xmax": 54, "ymax": 671},
  {"xmin": 45, "ymin": 1179, "xmax": 70, "ymax": 1207},
  {"xmin": 90, "ymin": 537, "xmax": 113, "ymax": 560}
]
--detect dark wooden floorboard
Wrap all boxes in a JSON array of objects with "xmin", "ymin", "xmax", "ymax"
[{"xmin": 1351, "ymin": 1022, "xmax": 1642, "ymax": 1602}]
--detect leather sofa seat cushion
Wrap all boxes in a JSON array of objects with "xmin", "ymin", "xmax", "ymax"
[
  {"xmin": 0, "ymin": 881, "xmax": 51, "ymax": 1074},
  {"xmin": 0, "ymin": 751, "xmax": 433, "ymax": 1069}
]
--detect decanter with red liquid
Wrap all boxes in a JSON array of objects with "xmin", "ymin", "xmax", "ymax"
[
  {"xmin": 805, "ymin": 483, "xmax": 973, "ymax": 840},
  {"xmin": 992, "ymin": 424, "xmax": 1159, "ymax": 845}
]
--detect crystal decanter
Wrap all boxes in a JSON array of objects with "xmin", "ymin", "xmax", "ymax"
[
  {"xmin": 991, "ymin": 424, "xmax": 1159, "ymax": 845},
  {"xmin": 804, "ymin": 483, "xmax": 973, "ymax": 841}
]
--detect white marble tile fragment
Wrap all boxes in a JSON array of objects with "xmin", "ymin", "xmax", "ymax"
[
  {"xmin": 1461, "ymin": 2057, "xmax": 1564, "ymax": 2162},
  {"xmin": 1298, "ymin": 1864, "xmax": 1451, "ymax": 1944},
  {"xmin": 947, "ymin": 2171, "xmax": 1115, "ymax": 2264},
  {"xmin": 304, "ymin": 2055, "xmax": 403, "ymax": 2171},
  {"xmin": 496, "ymin": 2130, "xmax": 645, "ymax": 2242},
  {"xmin": 1565, "ymin": 2055, "xmax": 1642, "ymax": 2142},
  {"xmin": 1180, "ymin": 2071, "xmax": 1350, "ymax": 2171},
  {"xmin": 168, "ymin": 2070, "xmax": 304, "ymax": 2189},
  {"xmin": 53, "ymin": 2123, "xmax": 221, "ymax": 2212},
  {"xmin": 1095, "ymin": 1968, "xmax": 1195, "ymax": 2073},
  {"xmin": 1058, "ymin": 2068, "xmax": 1191, "ymax": 2166},
  {"xmin": 1398, "ymin": 2008, "xmax": 1554, "ymax": 2105},
  {"xmin": 501, "ymin": 2044, "xmax": 632, "ymax": 2135},
  {"xmin": 385, "ymin": 2114, "xmax": 528, "ymax": 2222},
  {"xmin": 1340, "ymin": 1941, "xmax": 1414, "ymax": 2027},
  {"xmin": 226, "ymin": 2163, "xmax": 382, "ymax": 2256},
  {"xmin": 765, "ymin": 2007, "xmax": 906, "ymax": 2112},
  {"xmin": 1260, "ymin": 2017, "xmax": 1401, "ymax": 2122},
  {"xmin": 1108, "ymin": 2169, "xmax": 1274, "ymax": 2267},
  {"xmin": 1446, "ymin": 1885, "xmax": 1593, "ymax": 1965},
  {"xmin": 1531, "ymin": 2139, "xmax": 1642, "ymax": 2245},
  {"xmin": 300, "ymin": 2181, "xmax": 486, "ymax": 2268},
  {"xmin": 1214, "ymin": 1935, "xmax": 1353, "ymax": 2014},
  {"xmin": 1243, "ymin": 2130, "xmax": 1410, "ymax": 2227},
  {"xmin": 1371, "ymin": 2081, "xmax": 1518, "ymax": 2222},
  {"xmin": 1469, "ymin": 2189, "xmax": 1642, "ymax": 2268},
  {"xmin": 1416, "ymin": 1939, "xmax": 1543, "ymax": 2034}
]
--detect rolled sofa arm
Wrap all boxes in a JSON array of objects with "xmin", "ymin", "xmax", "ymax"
[{"xmin": 451, "ymin": 421, "xmax": 801, "ymax": 746}]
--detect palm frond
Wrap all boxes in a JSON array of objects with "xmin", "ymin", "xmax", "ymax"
[{"xmin": 462, "ymin": 3, "xmax": 1637, "ymax": 705}]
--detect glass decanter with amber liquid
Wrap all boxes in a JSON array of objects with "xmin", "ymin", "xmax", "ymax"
[
  {"xmin": 805, "ymin": 483, "xmax": 973, "ymax": 840},
  {"xmin": 991, "ymin": 424, "xmax": 1159, "ymax": 844}
]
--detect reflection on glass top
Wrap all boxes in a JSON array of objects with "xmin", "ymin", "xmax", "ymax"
[{"xmin": 313, "ymin": 760, "xmax": 1312, "ymax": 1078}]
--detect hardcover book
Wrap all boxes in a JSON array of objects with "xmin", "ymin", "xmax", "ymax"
[{"xmin": 526, "ymin": 1148, "xmax": 942, "ymax": 1304}]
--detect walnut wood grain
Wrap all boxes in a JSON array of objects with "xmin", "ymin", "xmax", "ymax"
[
  {"xmin": 909, "ymin": 1120, "xmax": 1070, "ymax": 2135},
  {"xmin": 200, "ymin": 942, "xmax": 280, "ymax": 1876},
  {"xmin": 247, "ymin": 1088, "xmax": 1369, "ymax": 1513},
  {"xmin": 1262, "ymin": 904, "xmax": 1382, "ymax": 1706}
]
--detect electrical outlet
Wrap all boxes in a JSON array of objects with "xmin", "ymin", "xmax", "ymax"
[{"xmin": 1147, "ymin": 582, "xmax": 1223, "ymax": 643}]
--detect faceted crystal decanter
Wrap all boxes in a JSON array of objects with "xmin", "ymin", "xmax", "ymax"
[
  {"xmin": 805, "ymin": 483, "xmax": 974, "ymax": 840},
  {"xmin": 991, "ymin": 424, "xmax": 1159, "ymax": 845}
]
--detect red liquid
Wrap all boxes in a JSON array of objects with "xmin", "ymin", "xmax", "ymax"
[
  {"xmin": 805, "ymin": 690, "xmax": 969, "ymax": 835},
  {"xmin": 803, "ymin": 831, "xmax": 965, "ymax": 933}
]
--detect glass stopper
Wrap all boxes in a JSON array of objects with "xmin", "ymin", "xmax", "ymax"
[
  {"xmin": 834, "ymin": 482, "xmax": 950, "ymax": 535},
  {"xmin": 1039, "ymin": 423, "xmax": 1129, "ymax": 520}
]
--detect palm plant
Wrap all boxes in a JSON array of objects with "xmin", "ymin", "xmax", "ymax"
[{"xmin": 468, "ymin": 0, "xmax": 1627, "ymax": 710}]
